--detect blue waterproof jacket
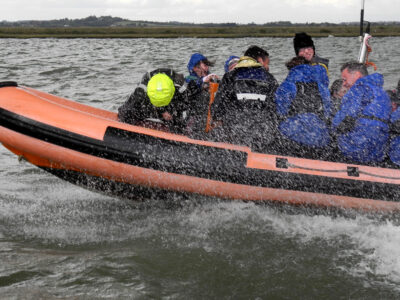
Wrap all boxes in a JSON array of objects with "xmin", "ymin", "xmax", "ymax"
[
  {"xmin": 275, "ymin": 64, "xmax": 332, "ymax": 147},
  {"xmin": 185, "ymin": 53, "xmax": 208, "ymax": 88},
  {"xmin": 331, "ymin": 73, "xmax": 391, "ymax": 163},
  {"xmin": 185, "ymin": 71, "xmax": 203, "ymax": 89},
  {"xmin": 388, "ymin": 107, "xmax": 400, "ymax": 165},
  {"xmin": 313, "ymin": 63, "xmax": 329, "ymax": 88}
]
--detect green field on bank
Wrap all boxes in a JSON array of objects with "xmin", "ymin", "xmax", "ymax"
[{"xmin": 1, "ymin": 25, "xmax": 400, "ymax": 38}]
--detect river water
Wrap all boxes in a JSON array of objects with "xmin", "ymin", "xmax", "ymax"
[{"xmin": 1, "ymin": 37, "xmax": 400, "ymax": 299}]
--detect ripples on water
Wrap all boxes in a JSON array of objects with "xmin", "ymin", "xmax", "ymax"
[{"xmin": 1, "ymin": 37, "xmax": 400, "ymax": 298}]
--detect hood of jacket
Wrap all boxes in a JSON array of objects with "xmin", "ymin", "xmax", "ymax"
[
  {"xmin": 286, "ymin": 64, "xmax": 322, "ymax": 83},
  {"xmin": 355, "ymin": 73, "xmax": 384, "ymax": 88},
  {"xmin": 234, "ymin": 56, "xmax": 262, "ymax": 69}
]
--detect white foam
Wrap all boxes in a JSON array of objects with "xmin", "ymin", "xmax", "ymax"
[
  {"xmin": 3, "ymin": 180, "xmax": 400, "ymax": 286},
  {"xmin": 174, "ymin": 201, "xmax": 400, "ymax": 285}
]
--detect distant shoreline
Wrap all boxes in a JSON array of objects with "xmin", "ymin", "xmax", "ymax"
[{"xmin": 1, "ymin": 25, "xmax": 400, "ymax": 38}]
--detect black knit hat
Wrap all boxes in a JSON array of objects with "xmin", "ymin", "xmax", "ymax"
[{"xmin": 293, "ymin": 32, "xmax": 315, "ymax": 55}]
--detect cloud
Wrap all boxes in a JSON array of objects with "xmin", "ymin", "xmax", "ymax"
[
  {"xmin": 284, "ymin": 0, "xmax": 352, "ymax": 6},
  {"xmin": 0, "ymin": 0, "xmax": 398, "ymax": 23}
]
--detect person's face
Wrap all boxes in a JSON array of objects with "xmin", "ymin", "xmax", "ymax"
[
  {"xmin": 257, "ymin": 56, "xmax": 270, "ymax": 71},
  {"xmin": 337, "ymin": 85, "xmax": 348, "ymax": 98},
  {"xmin": 228, "ymin": 59, "xmax": 238, "ymax": 71},
  {"xmin": 298, "ymin": 47, "xmax": 314, "ymax": 61},
  {"xmin": 341, "ymin": 68, "xmax": 363, "ymax": 89},
  {"xmin": 332, "ymin": 85, "xmax": 348, "ymax": 100},
  {"xmin": 192, "ymin": 61, "xmax": 209, "ymax": 77}
]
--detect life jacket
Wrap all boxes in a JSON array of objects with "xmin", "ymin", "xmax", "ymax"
[
  {"xmin": 335, "ymin": 84, "xmax": 391, "ymax": 135},
  {"xmin": 332, "ymin": 73, "xmax": 392, "ymax": 163},
  {"xmin": 388, "ymin": 108, "xmax": 400, "ymax": 165},
  {"xmin": 275, "ymin": 64, "xmax": 331, "ymax": 148},
  {"xmin": 287, "ymin": 81, "xmax": 324, "ymax": 120},
  {"xmin": 311, "ymin": 56, "xmax": 329, "ymax": 71},
  {"xmin": 336, "ymin": 115, "xmax": 390, "ymax": 135}
]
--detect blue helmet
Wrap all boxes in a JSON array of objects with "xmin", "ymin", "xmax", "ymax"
[
  {"xmin": 187, "ymin": 53, "xmax": 208, "ymax": 72},
  {"xmin": 224, "ymin": 55, "xmax": 240, "ymax": 73}
]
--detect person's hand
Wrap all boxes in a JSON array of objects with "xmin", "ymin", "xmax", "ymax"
[
  {"xmin": 202, "ymin": 74, "xmax": 219, "ymax": 83},
  {"xmin": 162, "ymin": 111, "xmax": 173, "ymax": 121},
  {"xmin": 211, "ymin": 120, "xmax": 222, "ymax": 129}
]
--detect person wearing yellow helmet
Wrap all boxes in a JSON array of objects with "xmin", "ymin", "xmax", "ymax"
[
  {"xmin": 146, "ymin": 73, "xmax": 175, "ymax": 108},
  {"xmin": 118, "ymin": 68, "xmax": 196, "ymax": 133}
]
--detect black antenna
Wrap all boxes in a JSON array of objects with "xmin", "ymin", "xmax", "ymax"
[
  {"xmin": 360, "ymin": 0, "xmax": 365, "ymax": 37},
  {"xmin": 365, "ymin": 22, "xmax": 371, "ymax": 34}
]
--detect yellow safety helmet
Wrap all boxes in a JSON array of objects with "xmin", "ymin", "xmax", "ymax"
[{"xmin": 147, "ymin": 73, "xmax": 175, "ymax": 107}]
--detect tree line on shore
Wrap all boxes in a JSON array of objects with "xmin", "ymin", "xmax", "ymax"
[{"xmin": 1, "ymin": 15, "xmax": 399, "ymax": 28}]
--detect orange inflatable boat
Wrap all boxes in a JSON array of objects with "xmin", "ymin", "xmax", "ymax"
[{"xmin": 1, "ymin": 81, "xmax": 400, "ymax": 214}]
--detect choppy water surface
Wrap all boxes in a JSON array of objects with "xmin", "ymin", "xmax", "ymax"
[{"xmin": 1, "ymin": 37, "xmax": 400, "ymax": 299}]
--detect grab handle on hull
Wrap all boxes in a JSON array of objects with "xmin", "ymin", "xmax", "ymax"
[
  {"xmin": 347, "ymin": 166, "xmax": 360, "ymax": 177},
  {"xmin": 274, "ymin": 157, "xmax": 400, "ymax": 180},
  {"xmin": 0, "ymin": 81, "xmax": 18, "ymax": 88}
]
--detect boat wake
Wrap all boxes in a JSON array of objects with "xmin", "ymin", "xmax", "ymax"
[{"xmin": 1, "ymin": 181, "xmax": 400, "ymax": 285}]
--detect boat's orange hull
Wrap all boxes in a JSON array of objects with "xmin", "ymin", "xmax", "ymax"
[{"xmin": 1, "ymin": 82, "xmax": 400, "ymax": 213}]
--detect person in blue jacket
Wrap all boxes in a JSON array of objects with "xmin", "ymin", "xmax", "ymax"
[
  {"xmin": 275, "ymin": 56, "xmax": 332, "ymax": 156},
  {"xmin": 386, "ymin": 79, "xmax": 400, "ymax": 165},
  {"xmin": 387, "ymin": 78, "xmax": 400, "ymax": 111},
  {"xmin": 293, "ymin": 32, "xmax": 329, "ymax": 88},
  {"xmin": 331, "ymin": 62, "xmax": 392, "ymax": 164},
  {"xmin": 185, "ymin": 53, "xmax": 219, "ymax": 90},
  {"xmin": 184, "ymin": 53, "xmax": 219, "ymax": 137},
  {"xmin": 388, "ymin": 107, "xmax": 400, "ymax": 165},
  {"xmin": 224, "ymin": 55, "xmax": 239, "ymax": 73}
]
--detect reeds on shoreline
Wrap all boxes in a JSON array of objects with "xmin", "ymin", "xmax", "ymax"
[{"xmin": 1, "ymin": 25, "xmax": 400, "ymax": 38}]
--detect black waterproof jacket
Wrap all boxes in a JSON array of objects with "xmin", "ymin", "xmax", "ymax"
[
  {"xmin": 118, "ymin": 68, "xmax": 198, "ymax": 134},
  {"xmin": 211, "ymin": 63, "xmax": 279, "ymax": 150}
]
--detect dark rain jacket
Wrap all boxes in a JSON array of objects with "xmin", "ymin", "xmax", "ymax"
[
  {"xmin": 118, "ymin": 68, "xmax": 197, "ymax": 134},
  {"xmin": 211, "ymin": 57, "xmax": 279, "ymax": 150},
  {"xmin": 331, "ymin": 73, "xmax": 392, "ymax": 163}
]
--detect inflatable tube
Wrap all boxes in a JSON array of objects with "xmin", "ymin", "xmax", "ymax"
[{"xmin": 1, "ymin": 83, "xmax": 400, "ymax": 214}]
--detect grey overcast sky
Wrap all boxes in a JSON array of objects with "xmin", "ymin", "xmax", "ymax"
[{"xmin": 1, "ymin": 0, "xmax": 399, "ymax": 23}]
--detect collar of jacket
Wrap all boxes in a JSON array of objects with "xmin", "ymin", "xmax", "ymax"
[{"xmin": 234, "ymin": 56, "xmax": 262, "ymax": 69}]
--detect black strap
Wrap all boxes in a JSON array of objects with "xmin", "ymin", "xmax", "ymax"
[
  {"xmin": 287, "ymin": 82, "xmax": 324, "ymax": 120},
  {"xmin": 336, "ymin": 116, "xmax": 357, "ymax": 134},
  {"xmin": 361, "ymin": 114, "xmax": 389, "ymax": 125},
  {"xmin": 391, "ymin": 119, "xmax": 400, "ymax": 135},
  {"xmin": 0, "ymin": 81, "xmax": 18, "ymax": 88},
  {"xmin": 337, "ymin": 115, "xmax": 389, "ymax": 134}
]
